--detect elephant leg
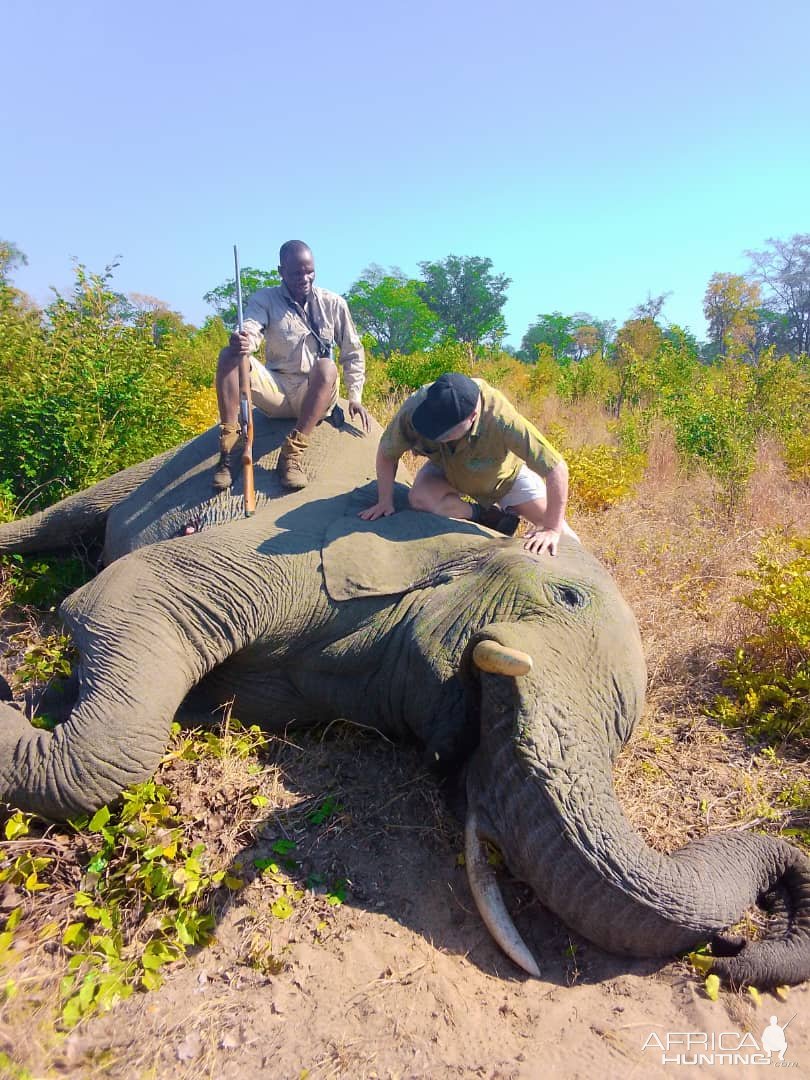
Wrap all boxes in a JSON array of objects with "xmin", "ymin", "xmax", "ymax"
[{"xmin": 186, "ymin": 662, "xmax": 325, "ymax": 730}]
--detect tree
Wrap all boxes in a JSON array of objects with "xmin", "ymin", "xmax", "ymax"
[
  {"xmin": 416, "ymin": 255, "xmax": 511, "ymax": 350},
  {"xmin": 702, "ymin": 273, "xmax": 760, "ymax": 360},
  {"xmin": 0, "ymin": 240, "xmax": 27, "ymax": 284},
  {"xmin": 518, "ymin": 312, "xmax": 575, "ymax": 362},
  {"xmin": 746, "ymin": 234, "xmax": 810, "ymax": 357},
  {"xmin": 345, "ymin": 265, "xmax": 440, "ymax": 358},
  {"xmin": 610, "ymin": 316, "xmax": 664, "ymax": 416},
  {"xmin": 518, "ymin": 311, "xmax": 614, "ymax": 362},
  {"xmin": 752, "ymin": 307, "xmax": 793, "ymax": 357},
  {"xmin": 126, "ymin": 293, "xmax": 188, "ymax": 345},
  {"xmin": 631, "ymin": 292, "xmax": 671, "ymax": 322},
  {"xmin": 203, "ymin": 267, "xmax": 281, "ymax": 329}
]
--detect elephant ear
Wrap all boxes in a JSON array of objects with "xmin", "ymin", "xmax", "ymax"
[{"xmin": 322, "ymin": 483, "xmax": 494, "ymax": 601}]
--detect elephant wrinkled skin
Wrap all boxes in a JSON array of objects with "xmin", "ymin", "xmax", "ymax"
[{"xmin": 1, "ymin": 411, "xmax": 809, "ymax": 989}]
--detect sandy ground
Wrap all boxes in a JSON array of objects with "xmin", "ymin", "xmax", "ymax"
[{"xmin": 27, "ymin": 728, "xmax": 806, "ymax": 1080}]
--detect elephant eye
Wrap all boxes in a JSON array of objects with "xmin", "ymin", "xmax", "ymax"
[{"xmin": 549, "ymin": 583, "xmax": 589, "ymax": 610}]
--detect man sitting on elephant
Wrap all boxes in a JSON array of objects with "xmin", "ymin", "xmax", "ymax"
[
  {"xmin": 214, "ymin": 240, "xmax": 371, "ymax": 491},
  {"xmin": 359, "ymin": 372, "xmax": 578, "ymax": 556}
]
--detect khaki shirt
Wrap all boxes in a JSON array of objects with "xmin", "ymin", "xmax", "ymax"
[
  {"xmin": 242, "ymin": 284, "xmax": 365, "ymax": 404},
  {"xmin": 380, "ymin": 378, "xmax": 563, "ymax": 506}
]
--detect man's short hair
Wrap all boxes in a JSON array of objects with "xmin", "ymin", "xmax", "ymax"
[{"xmin": 279, "ymin": 240, "xmax": 312, "ymax": 264}]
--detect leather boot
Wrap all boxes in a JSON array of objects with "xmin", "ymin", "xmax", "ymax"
[
  {"xmin": 472, "ymin": 503, "xmax": 520, "ymax": 536},
  {"xmin": 212, "ymin": 423, "xmax": 242, "ymax": 491},
  {"xmin": 278, "ymin": 429, "xmax": 309, "ymax": 490}
]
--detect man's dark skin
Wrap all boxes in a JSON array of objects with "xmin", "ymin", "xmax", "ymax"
[{"xmin": 215, "ymin": 244, "xmax": 371, "ymax": 436}]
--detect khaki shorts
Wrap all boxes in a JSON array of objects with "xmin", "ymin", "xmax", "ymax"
[
  {"xmin": 497, "ymin": 464, "xmax": 547, "ymax": 509},
  {"xmin": 249, "ymin": 362, "xmax": 339, "ymax": 420},
  {"xmin": 420, "ymin": 462, "xmax": 547, "ymax": 509}
]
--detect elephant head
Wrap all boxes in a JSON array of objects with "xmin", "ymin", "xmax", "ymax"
[{"xmin": 1, "ymin": 415, "xmax": 809, "ymax": 990}]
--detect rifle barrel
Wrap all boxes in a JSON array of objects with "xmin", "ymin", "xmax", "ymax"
[
  {"xmin": 233, "ymin": 244, "xmax": 254, "ymax": 516},
  {"xmin": 234, "ymin": 244, "xmax": 244, "ymax": 331}
]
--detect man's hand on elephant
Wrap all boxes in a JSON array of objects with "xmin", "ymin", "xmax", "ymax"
[
  {"xmin": 523, "ymin": 527, "xmax": 561, "ymax": 556},
  {"xmin": 359, "ymin": 500, "xmax": 395, "ymax": 521},
  {"xmin": 349, "ymin": 401, "xmax": 371, "ymax": 433},
  {"xmin": 228, "ymin": 330, "xmax": 253, "ymax": 355}
]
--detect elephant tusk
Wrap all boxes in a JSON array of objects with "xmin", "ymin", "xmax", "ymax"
[
  {"xmin": 472, "ymin": 641, "xmax": 533, "ymax": 677},
  {"xmin": 464, "ymin": 810, "xmax": 541, "ymax": 978}
]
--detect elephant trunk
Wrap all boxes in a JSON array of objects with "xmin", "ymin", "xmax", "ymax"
[
  {"xmin": 467, "ymin": 662, "xmax": 810, "ymax": 988},
  {"xmin": 0, "ymin": 537, "xmax": 255, "ymax": 819}
]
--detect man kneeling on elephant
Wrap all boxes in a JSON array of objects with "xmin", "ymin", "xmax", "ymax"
[
  {"xmin": 214, "ymin": 240, "xmax": 370, "ymax": 491},
  {"xmin": 359, "ymin": 372, "xmax": 578, "ymax": 556}
]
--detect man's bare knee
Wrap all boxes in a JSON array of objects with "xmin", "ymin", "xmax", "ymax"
[{"xmin": 408, "ymin": 485, "xmax": 435, "ymax": 512}]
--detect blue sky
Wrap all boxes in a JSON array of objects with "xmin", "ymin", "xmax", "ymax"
[{"xmin": 3, "ymin": 0, "xmax": 809, "ymax": 347}]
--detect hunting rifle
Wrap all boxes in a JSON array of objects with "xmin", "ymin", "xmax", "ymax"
[{"xmin": 234, "ymin": 245, "xmax": 255, "ymax": 516}]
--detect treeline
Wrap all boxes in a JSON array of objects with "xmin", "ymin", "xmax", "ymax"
[
  {"xmin": 202, "ymin": 234, "xmax": 810, "ymax": 365},
  {"xmin": 517, "ymin": 234, "xmax": 810, "ymax": 366},
  {"xmin": 1, "ymin": 235, "xmax": 808, "ymax": 521}
]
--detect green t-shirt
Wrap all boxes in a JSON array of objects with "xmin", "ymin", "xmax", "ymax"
[{"xmin": 379, "ymin": 378, "xmax": 563, "ymax": 506}]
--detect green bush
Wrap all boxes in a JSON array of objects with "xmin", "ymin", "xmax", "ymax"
[
  {"xmin": 664, "ymin": 361, "xmax": 758, "ymax": 510},
  {"xmin": 1, "ymin": 553, "xmax": 93, "ymax": 610},
  {"xmin": 710, "ymin": 535, "xmax": 810, "ymax": 741},
  {"xmin": 567, "ymin": 444, "xmax": 646, "ymax": 512},
  {"xmin": 0, "ymin": 265, "xmax": 219, "ymax": 512},
  {"xmin": 385, "ymin": 340, "xmax": 472, "ymax": 391},
  {"xmin": 556, "ymin": 352, "xmax": 616, "ymax": 405}
]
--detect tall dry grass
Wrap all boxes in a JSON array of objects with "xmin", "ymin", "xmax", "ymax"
[{"xmin": 566, "ymin": 419, "xmax": 809, "ymax": 853}]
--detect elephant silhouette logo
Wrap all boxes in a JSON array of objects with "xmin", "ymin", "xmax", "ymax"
[{"xmin": 761, "ymin": 1014, "xmax": 794, "ymax": 1062}]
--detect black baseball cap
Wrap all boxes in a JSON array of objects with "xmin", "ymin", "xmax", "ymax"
[{"xmin": 411, "ymin": 373, "xmax": 480, "ymax": 440}]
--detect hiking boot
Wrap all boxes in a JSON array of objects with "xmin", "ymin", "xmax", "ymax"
[
  {"xmin": 278, "ymin": 429, "xmax": 309, "ymax": 490},
  {"xmin": 473, "ymin": 504, "xmax": 521, "ymax": 536},
  {"xmin": 212, "ymin": 423, "xmax": 242, "ymax": 491}
]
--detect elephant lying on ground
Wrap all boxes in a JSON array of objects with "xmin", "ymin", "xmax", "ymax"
[{"xmin": 0, "ymin": 411, "xmax": 808, "ymax": 989}]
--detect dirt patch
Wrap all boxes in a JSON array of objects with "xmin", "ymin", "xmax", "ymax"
[{"xmin": 2, "ymin": 721, "xmax": 808, "ymax": 1079}]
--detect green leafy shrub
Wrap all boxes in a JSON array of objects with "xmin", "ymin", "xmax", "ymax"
[
  {"xmin": 753, "ymin": 349, "xmax": 810, "ymax": 450},
  {"xmin": 2, "ymin": 554, "xmax": 93, "ymax": 610},
  {"xmin": 782, "ymin": 428, "xmax": 810, "ymax": 482},
  {"xmin": 385, "ymin": 340, "xmax": 472, "ymax": 391},
  {"xmin": 14, "ymin": 633, "xmax": 76, "ymax": 690},
  {"xmin": 0, "ymin": 265, "xmax": 222, "ymax": 513},
  {"xmin": 0, "ymin": 481, "xmax": 15, "ymax": 524},
  {"xmin": 710, "ymin": 535, "xmax": 810, "ymax": 741},
  {"xmin": 665, "ymin": 362, "xmax": 758, "ymax": 511},
  {"xmin": 556, "ymin": 352, "xmax": 616, "ymax": 405},
  {"xmin": 566, "ymin": 444, "xmax": 646, "ymax": 512}
]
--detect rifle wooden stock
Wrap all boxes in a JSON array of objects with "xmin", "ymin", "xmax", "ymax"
[{"xmin": 238, "ymin": 353, "xmax": 255, "ymax": 517}]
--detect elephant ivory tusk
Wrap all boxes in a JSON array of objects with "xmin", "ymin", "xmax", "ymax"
[
  {"xmin": 464, "ymin": 810, "xmax": 541, "ymax": 978},
  {"xmin": 472, "ymin": 641, "xmax": 533, "ymax": 677}
]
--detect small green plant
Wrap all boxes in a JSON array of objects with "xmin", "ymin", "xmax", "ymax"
[
  {"xmin": 15, "ymin": 633, "xmax": 76, "ymax": 687},
  {"xmin": 0, "ymin": 480, "xmax": 15, "ymax": 524},
  {"xmin": 165, "ymin": 717, "xmax": 269, "ymax": 761},
  {"xmin": 709, "ymin": 534, "xmax": 809, "ymax": 741},
  {"xmin": 55, "ymin": 783, "xmax": 224, "ymax": 1026},
  {"xmin": 307, "ymin": 797, "xmax": 341, "ymax": 825}
]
